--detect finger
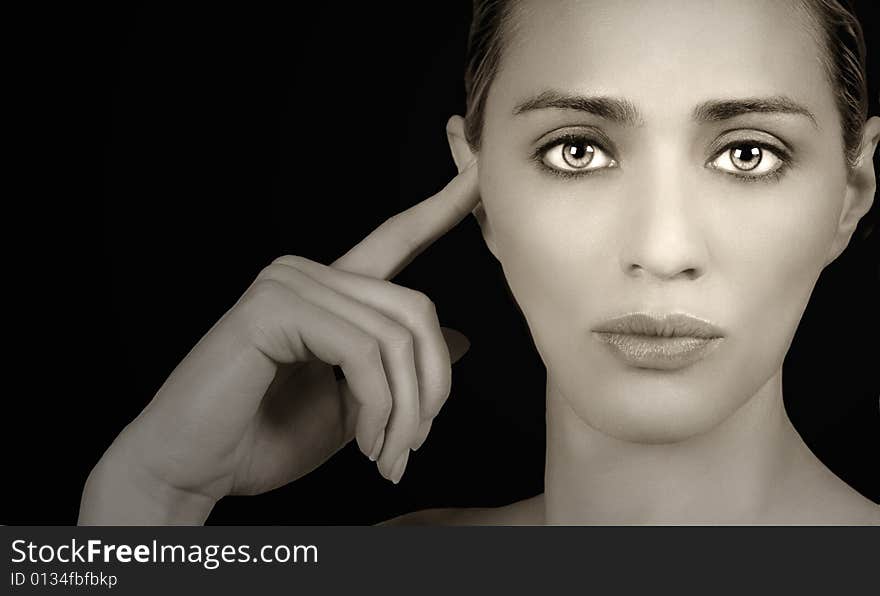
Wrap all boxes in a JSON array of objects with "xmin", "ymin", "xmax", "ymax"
[
  {"xmin": 274, "ymin": 255, "xmax": 460, "ymax": 422},
  {"xmin": 332, "ymin": 160, "xmax": 479, "ymax": 281},
  {"xmin": 407, "ymin": 328, "xmax": 471, "ymax": 454},
  {"xmin": 346, "ymin": 330, "xmax": 463, "ymax": 458},
  {"xmin": 235, "ymin": 279, "xmax": 395, "ymax": 460},
  {"xmin": 337, "ymin": 378, "xmax": 377, "ymax": 452},
  {"xmin": 255, "ymin": 264, "xmax": 420, "ymax": 478},
  {"xmin": 411, "ymin": 417, "xmax": 433, "ymax": 451}
]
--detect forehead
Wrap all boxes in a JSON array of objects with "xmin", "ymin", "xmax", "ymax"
[{"xmin": 493, "ymin": 0, "xmax": 835, "ymax": 121}]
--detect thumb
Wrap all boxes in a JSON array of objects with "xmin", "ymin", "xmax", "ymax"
[{"xmin": 441, "ymin": 326, "xmax": 471, "ymax": 364}]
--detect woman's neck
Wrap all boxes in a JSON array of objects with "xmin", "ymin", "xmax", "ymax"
[{"xmin": 543, "ymin": 368, "xmax": 808, "ymax": 524}]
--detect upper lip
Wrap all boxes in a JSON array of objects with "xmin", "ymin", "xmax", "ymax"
[{"xmin": 591, "ymin": 312, "xmax": 725, "ymax": 339}]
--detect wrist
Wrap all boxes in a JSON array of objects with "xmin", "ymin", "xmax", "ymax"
[{"xmin": 78, "ymin": 441, "xmax": 218, "ymax": 526}]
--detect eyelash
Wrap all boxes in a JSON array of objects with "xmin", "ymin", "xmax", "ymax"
[
  {"xmin": 531, "ymin": 133, "xmax": 611, "ymax": 180},
  {"xmin": 531, "ymin": 134, "xmax": 793, "ymax": 183},
  {"xmin": 710, "ymin": 140, "xmax": 792, "ymax": 184}
]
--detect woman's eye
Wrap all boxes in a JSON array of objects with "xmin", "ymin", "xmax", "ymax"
[
  {"xmin": 709, "ymin": 143, "xmax": 784, "ymax": 177},
  {"xmin": 540, "ymin": 138, "xmax": 617, "ymax": 174}
]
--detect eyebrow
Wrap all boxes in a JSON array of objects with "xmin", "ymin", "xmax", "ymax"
[
  {"xmin": 513, "ymin": 90, "xmax": 643, "ymax": 126},
  {"xmin": 512, "ymin": 90, "xmax": 818, "ymax": 128}
]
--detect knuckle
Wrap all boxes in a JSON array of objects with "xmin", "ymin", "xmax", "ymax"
[
  {"xmin": 402, "ymin": 289, "xmax": 437, "ymax": 325},
  {"xmin": 357, "ymin": 335, "xmax": 383, "ymax": 363},
  {"xmin": 272, "ymin": 254, "xmax": 307, "ymax": 269},
  {"xmin": 255, "ymin": 263, "xmax": 289, "ymax": 283},
  {"xmin": 383, "ymin": 212, "xmax": 403, "ymax": 228},
  {"xmin": 236, "ymin": 279, "xmax": 298, "ymax": 337},
  {"xmin": 234, "ymin": 283, "xmax": 292, "ymax": 350},
  {"xmin": 413, "ymin": 291, "xmax": 437, "ymax": 315},
  {"xmin": 244, "ymin": 277, "xmax": 286, "ymax": 305},
  {"xmin": 377, "ymin": 395, "xmax": 393, "ymax": 417},
  {"xmin": 385, "ymin": 326, "xmax": 414, "ymax": 353}
]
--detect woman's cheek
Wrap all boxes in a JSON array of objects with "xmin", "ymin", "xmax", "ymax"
[
  {"xmin": 488, "ymin": 183, "xmax": 605, "ymax": 367},
  {"xmin": 723, "ymin": 175, "xmax": 844, "ymax": 369},
  {"xmin": 751, "ymin": 175, "xmax": 842, "ymax": 291}
]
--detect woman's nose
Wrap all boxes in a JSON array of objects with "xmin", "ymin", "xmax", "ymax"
[{"xmin": 619, "ymin": 170, "xmax": 709, "ymax": 283}]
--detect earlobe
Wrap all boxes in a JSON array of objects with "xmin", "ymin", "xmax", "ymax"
[
  {"xmin": 446, "ymin": 115, "xmax": 500, "ymax": 260},
  {"xmin": 824, "ymin": 116, "xmax": 880, "ymax": 267}
]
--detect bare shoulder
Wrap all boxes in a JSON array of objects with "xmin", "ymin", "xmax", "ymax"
[{"xmin": 376, "ymin": 494, "xmax": 545, "ymax": 526}]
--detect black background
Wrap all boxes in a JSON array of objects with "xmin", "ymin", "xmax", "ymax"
[{"xmin": 4, "ymin": 1, "xmax": 878, "ymax": 524}]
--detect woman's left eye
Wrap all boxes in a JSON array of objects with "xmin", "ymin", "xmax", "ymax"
[
  {"xmin": 539, "ymin": 136, "xmax": 617, "ymax": 174},
  {"xmin": 709, "ymin": 142, "xmax": 784, "ymax": 177}
]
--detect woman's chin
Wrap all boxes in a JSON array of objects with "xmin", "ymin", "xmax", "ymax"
[
  {"xmin": 588, "ymin": 405, "xmax": 734, "ymax": 445},
  {"xmin": 555, "ymin": 367, "xmax": 759, "ymax": 445}
]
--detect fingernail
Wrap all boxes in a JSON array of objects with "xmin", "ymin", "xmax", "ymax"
[
  {"xmin": 390, "ymin": 450, "xmax": 409, "ymax": 484},
  {"xmin": 369, "ymin": 430, "xmax": 385, "ymax": 462}
]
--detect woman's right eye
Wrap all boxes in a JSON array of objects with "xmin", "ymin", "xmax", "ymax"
[{"xmin": 539, "ymin": 136, "xmax": 618, "ymax": 176}]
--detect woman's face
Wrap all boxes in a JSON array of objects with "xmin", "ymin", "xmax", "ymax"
[{"xmin": 478, "ymin": 0, "xmax": 852, "ymax": 442}]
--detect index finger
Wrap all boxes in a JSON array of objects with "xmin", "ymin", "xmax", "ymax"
[{"xmin": 332, "ymin": 160, "xmax": 479, "ymax": 280}]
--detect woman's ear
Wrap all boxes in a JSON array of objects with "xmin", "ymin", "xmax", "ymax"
[
  {"xmin": 446, "ymin": 115, "xmax": 500, "ymax": 260},
  {"xmin": 825, "ymin": 115, "xmax": 880, "ymax": 267},
  {"xmin": 446, "ymin": 115, "xmax": 476, "ymax": 173}
]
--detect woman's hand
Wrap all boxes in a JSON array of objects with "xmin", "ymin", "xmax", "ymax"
[{"xmin": 79, "ymin": 161, "xmax": 480, "ymax": 524}]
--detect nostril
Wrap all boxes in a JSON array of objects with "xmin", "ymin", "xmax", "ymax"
[{"xmin": 625, "ymin": 264, "xmax": 702, "ymax": 281}]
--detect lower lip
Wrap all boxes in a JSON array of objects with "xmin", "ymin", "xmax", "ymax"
[{"xmin": 593, "ymin": 332, "xmax": 724, "ymax": 370}]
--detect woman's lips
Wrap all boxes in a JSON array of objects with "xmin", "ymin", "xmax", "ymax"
[
  {"xmin": 591, "ymin": 312, "xmax": 726, "ymax": 370},
  {"xmin": 593, "ymin": 332, "xmax": 724, "ymax": 370}
]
